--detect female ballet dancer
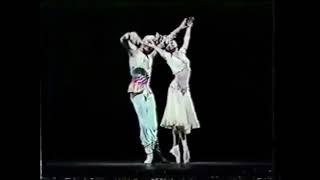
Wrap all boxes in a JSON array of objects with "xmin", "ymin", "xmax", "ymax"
[{"xmin": 146, "ymin": 17, "xmax": 200, "ymax": 164}]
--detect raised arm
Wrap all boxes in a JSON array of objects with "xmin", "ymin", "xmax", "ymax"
[
  {"xmin": 153, "ymin": 18, "xmax": 189, "ymax": 49},
  {"xmin": 180, "ymin": 17, "xmax": 194, "ymax": 53},
  {"xmin": 145, "ymin": 41, "xmax": 171, "ymax": 60},
  {"xmin": 167, "ymin": 18, "xmax": 188, "ymax": 40},
  {"xmin": 120, "ymin": 32, "xmax": 142, "ymax": 52}
]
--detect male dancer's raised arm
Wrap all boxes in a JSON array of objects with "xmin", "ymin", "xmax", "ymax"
[
  {"xmin": 120, "ymin": 32, "xmax": 142, "ymax": 54},
  {"xmin": 145, "ymin": 41, "xmax": 171, "ymax": 60}
]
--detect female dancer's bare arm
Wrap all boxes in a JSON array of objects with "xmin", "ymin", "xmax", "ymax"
[
  {"xmin": 154, "ymin": 18, "xmax": 188, "ymax": 48},
  {"xmin": 167, "ymin": 18, "xmax": 188, "ymax": 40},
  {"xmin": 145, "ymin": 41, "xmax": 171, "ymax": 60},
  {"xmin": 180, "ymin": 17, "xmax": 194, "ymax": 53}
]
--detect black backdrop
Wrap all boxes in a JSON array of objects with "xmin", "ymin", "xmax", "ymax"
[{"xmin": 41, "ymin": 0, "xmax": 272, "ymax": 162}]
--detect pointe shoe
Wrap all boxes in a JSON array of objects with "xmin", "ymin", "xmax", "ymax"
[
  {"xmin": 182, "ymin": 140, "xmax": 190, "ymax": 163},
  {"xmin": 170, "ymin": 145, "xmax": 181, "ymax": 163},
  {"xmin": 183, "ymin": 148, "xmax": 190, "ymax": 163}
]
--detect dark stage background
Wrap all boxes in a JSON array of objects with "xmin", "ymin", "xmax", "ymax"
[{"xmin": 40, "ymin": 0, "xmax": 272, "ymax": 162}]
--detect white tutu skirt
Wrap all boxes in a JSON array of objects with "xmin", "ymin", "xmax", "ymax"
[{"xmin": 160, "ymin": 80, "xmax": 200, "ymax": 134}]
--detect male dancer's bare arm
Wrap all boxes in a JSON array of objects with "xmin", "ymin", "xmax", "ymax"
[
  {"xmin": 120, "ymin": 32, "xmax": 142, "ymax": 52},
  {"xmin": 145, "ymin": 42, "xmax": 170, "ymax": 60}
]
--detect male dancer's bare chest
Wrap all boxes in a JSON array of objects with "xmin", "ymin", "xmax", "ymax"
[
  {"xmin": 130, "ymin": 51, "xmax": 153, "ymax": 75},
  {"xmin": 128, "ymin": 51, "xmax": 153, "ymax": 94}
]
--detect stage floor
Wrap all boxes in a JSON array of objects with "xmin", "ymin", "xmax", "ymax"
[{"xmin": 43, "ymin": 161, "xmax": 272, "ymax": 179}]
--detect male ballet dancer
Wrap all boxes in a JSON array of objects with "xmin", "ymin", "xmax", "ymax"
[
  {"xmin": 120, "ymin": 19, "xmax": 187, "ymax": 163},
  {"xmin": 120, "ymin": 32, "xmax": 167, "ymax": 163}
]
